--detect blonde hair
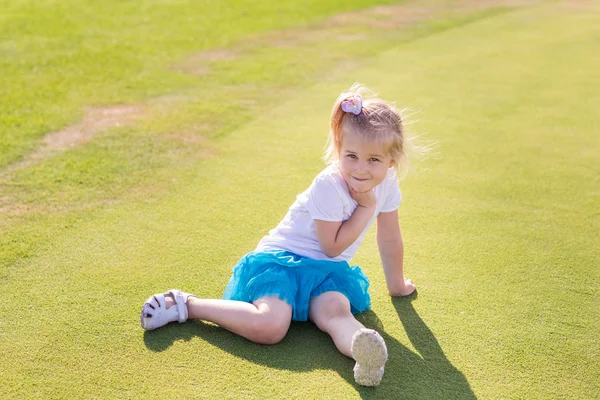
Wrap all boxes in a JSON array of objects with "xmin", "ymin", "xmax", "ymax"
[{"xmin": 324, "ymin": 83, "xmax": 409, "ymax": 177}]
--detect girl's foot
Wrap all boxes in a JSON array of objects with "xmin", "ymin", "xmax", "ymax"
[
  {"xmin": 140, "ymin": 289, "xmax": 194, "ymax": 330},
  {"xmin": 351, "ymin": 328, "xmax": 388, "ymax": 386}
]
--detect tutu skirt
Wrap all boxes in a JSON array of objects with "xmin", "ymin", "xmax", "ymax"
[{"xmin": 222, "ymin": 250, "xmax": 371, "ymax": 321}]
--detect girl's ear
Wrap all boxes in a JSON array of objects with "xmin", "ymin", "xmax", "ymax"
[{"xmin": 389, "ymin": 159, "xmax": 396, "ymax": 168}]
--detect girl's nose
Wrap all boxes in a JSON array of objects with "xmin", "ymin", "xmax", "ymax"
[{"xmin": 355, "ymin": 161, "xmax": 368, "ymax": 174}]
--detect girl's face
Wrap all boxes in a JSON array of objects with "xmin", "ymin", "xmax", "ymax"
[{"xmin": 338, "ymin": 130, "xmax": 395, "ymax": 193}]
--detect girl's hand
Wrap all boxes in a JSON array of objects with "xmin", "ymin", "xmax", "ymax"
[{"xmin": 349, "ymin": 186, "xmax": 377, "ymax": 209}]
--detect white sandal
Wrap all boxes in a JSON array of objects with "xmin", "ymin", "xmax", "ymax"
[
  {"xmin": 140, "ymin": 289, "xmax": 194, "ymax": 331},
  {"xmin": 351, "ymin": 328, "xmax": 388, "ymax": 386}
]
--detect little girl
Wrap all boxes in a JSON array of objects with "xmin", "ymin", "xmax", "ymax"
[{"xmin": 140, "ymin": 84, "xmax": 416, "ymax": 387}]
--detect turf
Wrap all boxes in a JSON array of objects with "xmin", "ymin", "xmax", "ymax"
[{"xmin": 1, "ymin": 1, "xmax": 598, "ymax": 399}]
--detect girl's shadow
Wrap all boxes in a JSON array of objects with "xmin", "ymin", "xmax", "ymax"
[{"xmin": 144, "ymin": 292, "xmax": 475, "ymax": 399}]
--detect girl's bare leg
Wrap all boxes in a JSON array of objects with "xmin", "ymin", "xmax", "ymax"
[
  {"xmin": 308, "ymin": 291, "xmax": 365, "ymax": 357},
  {"xmin": 166, "ymin": 295, "xmax": 292, "ymax": 345},
  {"xmin": 309, "ymin": 291, "xmax": 387, "ymax": 386}
]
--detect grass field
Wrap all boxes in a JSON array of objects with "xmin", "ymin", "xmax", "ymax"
[{"xmin": 1, "ymin": 1, "xmax": 598, "ymax": 399}]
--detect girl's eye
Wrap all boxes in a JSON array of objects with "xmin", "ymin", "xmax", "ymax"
[
  {"xmin": 369, "ymin": 158, "xmax": 380, "ymax": 162},
  {"xmin": 347, "ymin": 154, "xmax": 358, "ymax": 159}
]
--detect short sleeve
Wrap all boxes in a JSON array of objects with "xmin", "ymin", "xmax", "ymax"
[
  {"xmin": 304, "ymin": 175, "xmax": 345, "ymax": 222},
  {"xmin": 380, "ymin": 169, "xmax": 402, "ymax": 213}
]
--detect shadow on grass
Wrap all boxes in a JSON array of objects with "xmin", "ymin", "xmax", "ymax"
[{"xmin": 143, "ymin": 292, "xmax": 475, "ymax": 399}]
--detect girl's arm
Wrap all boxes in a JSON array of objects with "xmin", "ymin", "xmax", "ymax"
[
  {"xmin": 376, "ymin": 210, "xmax": 416, "ymax": 296},
  {"xmin": 314, "ymin": 188, "xmax": 376, "ymax": 258}
]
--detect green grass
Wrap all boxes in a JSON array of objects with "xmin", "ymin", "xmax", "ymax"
[
  {"xmin": 2, "ymin": 0, "xmax": 414, "ymax": 169},
  {"xmin": 1, "ymin": 1, "xmax": 599, "ymax": 398}
]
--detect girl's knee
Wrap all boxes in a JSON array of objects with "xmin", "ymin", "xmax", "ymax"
[
  {"xmin": 311, "ymin": 292, "xmax": 352, "ymax": 322},
  {"xmin": 249, "ymin": 313, "xmax": 290, "ymax": 345},
  {"xmin": 249, "ymin": 296, "xmax": 292, "ymax": 344}
]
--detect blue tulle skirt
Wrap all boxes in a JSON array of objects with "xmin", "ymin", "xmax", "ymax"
[{"xmin": 222, "ymin": 250, "xmax": 371, "ymax": 321}]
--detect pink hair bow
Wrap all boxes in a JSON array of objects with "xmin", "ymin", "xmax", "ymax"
[{"xmin": 341, "ymin": 94, "xmax": 362, "ymax": 115}]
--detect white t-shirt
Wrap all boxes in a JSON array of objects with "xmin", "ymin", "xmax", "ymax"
[{"xmin": 256, "ymin": 164, "xmax": 402, "ymax": 262}]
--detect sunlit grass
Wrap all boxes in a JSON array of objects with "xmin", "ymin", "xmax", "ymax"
[{"xmin": 1, "ymin": 1, "xmax": 598, "ymax": 399}]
